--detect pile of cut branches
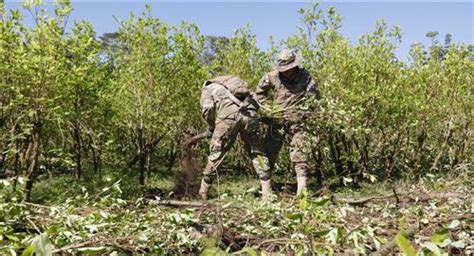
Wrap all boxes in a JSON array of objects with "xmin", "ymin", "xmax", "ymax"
[{"xmin": 1, "ymin": 177, "xmax": 472, "ymax": 255}]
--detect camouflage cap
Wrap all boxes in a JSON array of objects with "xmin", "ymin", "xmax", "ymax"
[
  {"xmin": 276, "ymin": 49, "xmax": 301, "ymax": 72},
  {"xmin": 210, "ymin": 75, "xmax": 250, "ymax": 98}
]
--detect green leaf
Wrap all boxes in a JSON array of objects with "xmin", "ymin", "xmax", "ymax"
[
  {"xmin": 395, "ymin": 232, "xmax": 417, "ymax": 256},
  {"xmin": 296, "ymin": 247, "xmax": 305, "ymax": 256},
  {"xmin": 297, "ymin": 189, "xmax": 308, "ymax": 200},
  {"xmin": 313, "ymin": 229, "xmax": 330, "ymax": 237},
  {"xmin": 450, "ymin": 240, "xmax": 466, "ymax": 248},
  {"xmin": 201, "ymin": 247, "xmax": 226, "ymax": 256},
  {"xmin": 245, "ymin": 247, "xmax": 258, "ymax": 256},
  {"xmin": 447, "ymin": 220, "xmax": 460, "ymax": 229},
  {"xmin": 21, "ymin": 233, "xmax": 52, "ymax": 256},
  {"xmin": 430, "ymin": 228, "xmax": 449, "ymax": 245},
  {"xmin": 6, "ymin": 234, "xmax": 20, "ymax": 242},
  {"xmin": 286, "ymin": 213, "xmax": 303, "ymax": 222},
  {"xmin": 342, "ymin": 177, "xmax": 353, "ymax": 185},
  {"xmin": 421, "ymin": 242, "xmax": 442, "ymax": 255},
  {"xmin": 311, "ymin": 197, "xmax": 330, "ymax": 207},
  {"xmin": 299, "ymin": 197, "xmax": 308, "ymax": 210},
  {"xmin": 36, "ymin": 234, "xmax": 53, "ymax": 256},
  {"xmin": 325, "ymin": 228, "xmax": 339, "ymax": 245},
  {"xmin": 21, "ymin": 244, "xmax": 36, "ymax": 256},
  {"xmin": 0, "ymin": 180, "xmax": 11, "ymax": 189}
]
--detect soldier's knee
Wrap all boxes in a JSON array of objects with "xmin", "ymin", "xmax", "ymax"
[
  {"xmin": 295, "ymin": 163, "xmax": 308, "ymax": 177},
  {"xmin": 259, "ymin": 173, "xmax": 271, "ymax": 181},
  {"xmin": 202, "ymin": 175, "xmax": 213, "ymax": 184},
  {"xmin": 252, "ymin": 155, "xmax": 270, "ymax": 170},
  {"xmin": 208, "ymin": 150, "xmax": 223, "ymax": 162},
  {"xmin": 203, "ymin": 162, "xmax": 217, "ymax": 177},
  {"xmin": 290, "ymin": 150, "xmax": 307, "ymax": 163},
  {"xmin": 251, "ymin": 155, "xmax": 271, "ymax": 180}
]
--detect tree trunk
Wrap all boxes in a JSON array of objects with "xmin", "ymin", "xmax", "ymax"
[
  {"xmin": 71, "ymin": 120, "xmax": 82, "ymax": 180},
  {"xmin": 0, "ymin": 149, "xmax": 5, "ymax": 174},
  {"xmin": 166, "ymin": 146, "xmax": 177, "ymax": 173},
  {"xmin": 12, "ymin": 140, "xmax": 20, "ymax": 192},
  {"xmin": 91, "ymin": 142, "xmax": 98, "ymax": 173},
  {"xmin": 341, "ymin": 133, "xmax": 358, "ymax": 183},
  {"xmin": 328, "ymin": 130, "xmax": 344, "ymax": 181},
  {"xmin": 138, "ymin": 149, "xmax": 146, "ymax": 186},
  {"xmin": 97, "ymin": 141, "xmax": 102, "ymax": 180},
  {"xmin": 24, "ymin": 123, "xmax": 41, "ymax": 202},
  {"xmin": 145, "ymin": 153, "xmax": 151, "ymax": 181},
  {"xmin": 88, "ymin": 133, "xmax": 103, "ymax": 179},
  {"xmin": 137, "ymin": 127, "xmax": 146, "ymax": 186}
]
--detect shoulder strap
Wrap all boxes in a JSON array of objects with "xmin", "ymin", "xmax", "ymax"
[{"xmin": 214, "ymin": 83, "xmax": 245, "ymax": 108}]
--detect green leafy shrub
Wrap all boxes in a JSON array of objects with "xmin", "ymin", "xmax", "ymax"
[{"xmin": 0, "ymin": 0, "xmax": 471, "ymax": 202}]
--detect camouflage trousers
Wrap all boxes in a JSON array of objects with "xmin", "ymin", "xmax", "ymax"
[
  {"xmin": 203, "ymin": 115, "xmax": 270, "ymax": 184},
  {"xmin": 263, "ymin": 123, "xmax": 310, "ymax": 178}
]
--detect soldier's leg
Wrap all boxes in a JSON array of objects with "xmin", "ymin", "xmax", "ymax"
[
  {"xmin": 262, "ymin": 123, "xmax": 284, "ymax": 173},
  {"xmin": 253, "ymin": 155, "xmax": 272, "ymax": 200},
  {"xmin": 240, "ymin": 118, "xmax": 272, "ymax": 200},
  {"xmin": 289, "ymin": 130, "xmax": 310, "ymax": 195},
  {"xmin": 200, "ymin": 119, "xmax": 238, "ymax": 200}
]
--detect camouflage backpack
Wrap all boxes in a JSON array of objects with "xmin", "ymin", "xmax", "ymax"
[{"xmin": 207, "ymin": 75, "xmax": 250, "ymax": 99}]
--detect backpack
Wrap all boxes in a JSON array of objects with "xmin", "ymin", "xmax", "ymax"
[{"xmin": 206, "ymin": 75, "xmax": 250, "ymax": 98}]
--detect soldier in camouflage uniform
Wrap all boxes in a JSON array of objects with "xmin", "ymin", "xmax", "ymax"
[
  {"xmin": 199, "ymin": 75, "xmax": 271, "ymax": 200},
  {"xmin": 256, "ymin": 49, "xmax": 320, "ymax": 195}
]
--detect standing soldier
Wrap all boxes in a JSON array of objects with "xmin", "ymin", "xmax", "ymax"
[
  {"xmin": 256, "ymin": 49, "xmax": 320, "ymax": 195},
  {"xmin": 199, "ymin": 75, "xmax": 271, "ymax": 200}
]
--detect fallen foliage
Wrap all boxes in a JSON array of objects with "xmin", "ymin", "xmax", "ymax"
[{"xmin": 1, "ymin": 175, "xmax": 472, "ymax": 255}]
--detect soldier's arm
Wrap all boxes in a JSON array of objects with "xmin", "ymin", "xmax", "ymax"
[
  {"xmin": 301, "ymin": 72, "xmax": 321, "ymax": 118},
  {"xmin": 255, "ymin": 74, "xmax": 273, "ymax": 104},
  {"xmin": 200, "ymin": 85, "xmax": 216, "ymax": 131},
  {"xmin": 306, "ymin": 74, "xmax": 321, "ymax": 100},
  {"xmin": 247, "ymin": 93, "xmax": 261, "ymax": 111}
]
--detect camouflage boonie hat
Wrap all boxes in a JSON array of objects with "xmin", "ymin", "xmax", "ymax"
[
  {"xmin": 276, "ymin": 48, "xmax": 301, "ymax": 72},
  {"xmin": 210, "ymin": 75, "xmax": 250, "ymax": 98}
]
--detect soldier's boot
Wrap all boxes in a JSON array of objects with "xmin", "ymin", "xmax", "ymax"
[
  {"xmin": 199, "ymin": 179, "xmax": 210, "ymax": 200},
  {"xmin": 296, "ymin": 176, "xmax": 307, "ymax": 196},
  {"xmin": 260, "ymin": 179, "xmax": 272, "ymax": 201}
]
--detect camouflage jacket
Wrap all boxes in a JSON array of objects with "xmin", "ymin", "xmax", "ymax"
[
  {"xmin": 200, "ymin": 79, "xmax": 259, "ymax": 128},
  {"xmin": 256, "ymin": 68, "xmax": 320, "ymax": 122}
]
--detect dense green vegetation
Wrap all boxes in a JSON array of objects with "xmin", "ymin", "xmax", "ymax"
[{"xmin": 1, "ymin": 1, "xmax": 472, "ymax": 255}]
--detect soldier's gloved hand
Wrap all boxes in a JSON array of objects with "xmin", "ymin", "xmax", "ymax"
[{"xmin": 206, "ymin": 127, "xmax": 214, "ymax": 138}]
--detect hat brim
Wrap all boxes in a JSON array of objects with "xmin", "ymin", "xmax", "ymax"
[{"xmin": 276, "ymin": 54, "xmax": 301, "ymax": 72}]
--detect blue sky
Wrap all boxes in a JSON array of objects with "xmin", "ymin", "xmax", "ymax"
[{"xmin": 4, "ymin": 1, "xmax": 473, "ymax": 60}]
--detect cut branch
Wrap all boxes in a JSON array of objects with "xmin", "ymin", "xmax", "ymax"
[
  {"xmin": 332, "ymin": 191, "xmax": 467, "ymax": 205},
  {"xmin": 155, "ymin": 199, "xmax": 215, "ymax": 208}
]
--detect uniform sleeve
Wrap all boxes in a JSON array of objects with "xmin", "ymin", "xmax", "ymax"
[
  {"xmin": 255, "ymin": 73, "xmax": 273, "ymax": 104},
  {"xmin": 200, "ymin": 85, "xmax": 216, "ymax": 128},
  {"xmin": 306, "ymin": 74, "xmax": 321, "ymax": 100},
  {"xmin": 247, "ymin": 93, "xmax": 260, "ymax": 111}
]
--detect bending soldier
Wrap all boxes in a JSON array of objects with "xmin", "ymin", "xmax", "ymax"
[
  {"xmin": 256, "ymin": 49, "xmax": 320, "ymax": 195},
  {"xmin": 199, "ymin": 75, "xmax": 271, "ymax": 200}
]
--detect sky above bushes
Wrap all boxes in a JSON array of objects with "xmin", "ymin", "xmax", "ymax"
[{"xmin": 5, "ymin": 0, "xmax": 473, "ymax": 60}]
